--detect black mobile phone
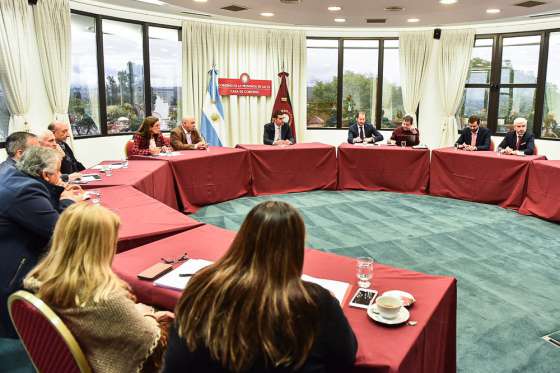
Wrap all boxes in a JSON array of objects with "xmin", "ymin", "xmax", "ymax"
[{"xmin": 349, "ymin": 288, "xmax": 378, "ymax": 309}]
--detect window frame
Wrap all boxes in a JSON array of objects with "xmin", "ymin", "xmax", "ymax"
[
  {"xmin": 306, "ymin": 36, "xmax": 401, "ymax": 130},
  {"xmin": 70, "ymin": 10, "xmax": 181, "ymax": 139}
]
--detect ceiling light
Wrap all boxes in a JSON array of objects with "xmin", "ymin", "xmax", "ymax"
[
  {"xmin": 407, "ymin": 18, "xmax": 420, "ymax": 22},
  {"xmin": 193, "ymin": 0, "xmax": 207, "ymax": 2},
  {"xmin": 334, "ymin": 18, "xmax": 346, "ymax": 23},
  {"xmin": 136, "ymin": 0, "xmax": 167, "ymax": 5},
  {"xmin": 439, "ymin": 0, "xmax": 458, "ymax": 4},
  {"xmin": 328, "ymin": 6, "xmax": 342, "ymax": 11},
  {"xmin": 486, "ymin": 8, "xmax": 501, "ymax": 13},
  {"xmin": 260, "ymin": 12, "xmax": 274, "ymax": 17}
]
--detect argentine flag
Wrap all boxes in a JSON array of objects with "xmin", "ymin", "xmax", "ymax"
[{"xmin": 200, "ymin": 67, "xmax": 225, "ymax": 146}]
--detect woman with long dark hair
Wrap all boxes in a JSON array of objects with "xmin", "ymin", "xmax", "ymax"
[
  {"xmin": 130, "ymin": 116, "xmax": 173, "ymax": 156},
  {"xmin": 164, "ymin": 201, "xmax": 357, "ymax": 372}
]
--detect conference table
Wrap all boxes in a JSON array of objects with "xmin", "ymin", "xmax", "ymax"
[
  {"xmin": 237, "ymin": 143, "xmax": 337, "ymax": 195},
  {"xmin": 80, "ymin": 160, "xmax": 178, "ymax": 209},
  {"xmin": 113, "ymin": 224, "xmax": 457, "ymax": 373},
  {"xmin": 93, "ymin": 185, "xmax": 203, "ymax": 252},
  {"xmin": 130, "ymin": 147, "xmax": 251, "ymax": 213},
  {"xmin": 519, "ymin": 160, "xmax": 560, "ymax": 221},
  {"xmin": 338, "ymin": 143, "xmax": 430, "ymax": 194},
  {"xmin": 430, "ymin": 147, "xmax": 546, "ymax": 209}
]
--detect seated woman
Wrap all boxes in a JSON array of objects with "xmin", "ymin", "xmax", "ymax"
[
  {"xmin": 24, "ymin": 203, "xmax": 173, "ymax": 372},
  {"xmin": 390, "ymin": 115, "xmax": 420, "ymax": 146},
  {"xmin": 130, "ymin": 116, "xmax": 173, "ymax": 156},
  {"xmin": 164, "ymin": 201, "xmax": 357, "ymax": 372},
  {"xmin": 0, "ymin": 147, "xmax": 82, "ymax": 338}
]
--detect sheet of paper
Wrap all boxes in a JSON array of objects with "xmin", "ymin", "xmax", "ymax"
[
  {"xmin": 153, "ymin": 259, "xmax": 214, "ymax": 291},
  {"xmin": 301, "ymin": 274, "xmax": 350, "ymax": 305},
  {"xmin": 78, "ymin": 174, "xmax": 100, "ymax": 183},
  {"xmin": 157, "ymin": 152, "xmax": 180, "ymax": 157}
]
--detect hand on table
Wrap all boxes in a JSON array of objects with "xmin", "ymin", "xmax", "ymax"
[
  {"xmin": 150, "ymin": 147, "xmax": 161, "ymax": 155},
  {"xmin": 195, "ymin": 142, "xmax": 208, "ymax": 150},
  {"xmin": 353, "ymin": 137, "xmax": 363, "ymax": 144}
]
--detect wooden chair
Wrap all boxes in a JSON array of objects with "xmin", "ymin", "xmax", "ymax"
[
  {"xmin": 8, "ymin": 290, "xmax": 92, "ymax": 373},
  {"xmin": 124, "ymin": 140, "xmax": 134, "ymax": 159}
]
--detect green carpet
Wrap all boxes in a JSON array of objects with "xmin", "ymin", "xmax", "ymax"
[{"xmin": 192, "ymin": 190, "xmax": 560, "ymax": 373}]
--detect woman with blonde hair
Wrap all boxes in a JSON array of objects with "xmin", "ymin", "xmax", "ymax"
[
  {"xmin": 24, "ymin": 203, "xmax": 172, "ymax": 373},
  {"xmin": 164, "ymin": 201, "xmax": 357, "ymax": 372}
]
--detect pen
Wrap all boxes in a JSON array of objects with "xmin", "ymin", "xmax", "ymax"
[{"xmin": 179, "ymin": 273, "xmax": 194, "ymax": 277}]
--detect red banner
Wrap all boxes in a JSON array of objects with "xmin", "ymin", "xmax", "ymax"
[
  {"xmin": 218, "ymin": 73, "xmax": 272, "ymax": 96},
  {"xmin": 272, "ymin": 71, "xmax": 296, "ymax": 141}
]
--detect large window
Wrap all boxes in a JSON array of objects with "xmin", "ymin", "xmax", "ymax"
[
  {"xmin": 306, "ymin": 39, "xmax": 338, "ymax": 128},
  {"xmin": 0, "ymin": 82, "xmax": 9, "ymax": 143},
  {"xmin": 69, "ymin": 13, "xmax": 100, "ymax": 137},
  {"xmin": 149, "ymin": 26, "xmax": 182, "ymax": 131},
  {"xmin": 542, "ymin": 32, "xmax": 560, "ymax": 139},
  {"xmin": 306, "ymin": 38, "xmax": 402, "ymax": 129},
  {"xmin": 68, "ymin": 10, "xmax": 181, "ymax": 138},
  {"xmin": 381, "ymin": 40, "xmax": 404, "ymax": 129}
]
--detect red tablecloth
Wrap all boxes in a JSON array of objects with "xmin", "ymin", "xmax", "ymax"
[
  {"xmin": 97, "ymin": 185, "xmax": 203, "ymax": 252},
  {"xmin": 130, "ymin": 147, "xmax": 251, "ymax": 213},
  {"xmin": 113, "ymin": 225, "xmax": 456, "ymax": 373},
  {"xmin": 519, "ymin": 160, "xmax": 560, "ymax": 221},
  {"xmin": 430, "ymin": 147, "xmax": 545, "ymax": 209},
  {"xmin": 338, "ymin": 143, "xmax": 430, "ymax": 194},
  {"xmin": 236, "ymin": 143, "xmax": 337, "ymax": 195},
  {"xmin": 81, "ymin": 160, "xmax": 178, "ymax": 209}
]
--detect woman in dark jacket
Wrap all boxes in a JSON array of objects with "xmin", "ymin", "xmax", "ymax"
[
  {"xmin": 0, "ymin": 147, "xmax": 82, "ymax": 338},
  {"xmin": 164, "ymin": 201, "xmax": 357, "ymax": 373}
]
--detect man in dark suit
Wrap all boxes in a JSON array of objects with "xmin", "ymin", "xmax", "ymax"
[
  {"xmin": 48, "ymin": 121, "xmax": 85, "ymax": 174},
  {"xmin": 498, "ymin": 117, "xmax": 535, "ymax": 155},
  {"xmin": 263, "ymin": 111, "xmax": 295, "ymax": 145},
  {"xmin": 0, "ymin": 147, "xmax": 81, "ymax": 337},
  {"xmin": 455, "ymin": 115, "xmax": 491, "ymax": 151},
  {"xmin": 0, "ymin": 132, "xmax": 38, "ymax": 172},
  {"xmin": 171, "ymin": 116, "xmax": 207, "ymax": 150},
  {"xmin": 347, "ymin": 112, "xmax": 384, "ymax": 144}
]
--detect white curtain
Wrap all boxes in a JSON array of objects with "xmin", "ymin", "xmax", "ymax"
[
  {"xmin": 438, "ymin": 29, "xmax": 475, "ymax": 146},
  {"xmin": 0, "ymin": 0, "xmax": 32, "ymax": 132},
  {"xmin": 33, "ymin": 0, "xmax": 73, "ymax": 143},
  {"xmin": 399, "ymin": 31, "xmax": 434, "ymax": 125},
  {"xmin": 182, "ymin": 21, "xmax": 306, "ymax": 146}
]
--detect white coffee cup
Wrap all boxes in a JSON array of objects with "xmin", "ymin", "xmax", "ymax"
[{"xmin": 375, "ymin": 295, "xmax": 403, "ymax": 319}]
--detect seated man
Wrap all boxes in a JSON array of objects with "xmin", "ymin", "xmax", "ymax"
[
  {"xmin": 48, "ymin": 121, "xmax": 85, "ymax": 174},
  {"xmin": 0, "ymin": 132, "xmax": 38, "ymax": 171},
  {"xmin": 455, "ymin": 115, "xmax": 491, "ymax": 151},
  {"xmin": 38, "ymin": 130, "xmax": 80, "ymax": 182},
  {"xmin": 171, "ymin": 116, "xmax": 207, "ymax": 150},
  {"xmin": 390, "ymin": 115, "xmax": 420, "ymax": 146},
  {"xmin": 498, "ymin": 117, "xmax": 535, "ymax": 155},
  {"xmin": 263, "ymin": 111, "xmax": 295, "ymax": 145},
  {"xmin": 347, "ymin": 112, "xmax": 383, "ymax": 144}
]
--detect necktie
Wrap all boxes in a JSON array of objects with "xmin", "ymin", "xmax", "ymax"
[
  {"xmin": 359, "ymin": 126, "xmax": 364, "ymax": 140},
  {"xmin": 516, "ymin": 136, "xmax": 521, "ymax": 150}
]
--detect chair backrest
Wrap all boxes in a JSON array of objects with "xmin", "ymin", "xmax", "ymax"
[
  {"xmin": 8, "ymin": 291, "xmax": 92, "ymax": 373},
  {"xmin": 124, "ymin": 140, "xmax": 134, "ymax": 159},
  {"xmin": 489, "ymin": 139, "xmax": 495, "ymax": 151},
  {"xmin": 533, "ymin": 144, "xmax": 538, "ymax": 156}
]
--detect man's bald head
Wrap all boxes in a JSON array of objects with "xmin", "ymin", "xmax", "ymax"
[
  {"xmin": 48, "ymin": 121, "xmax": 70, "ymax": 142},
  {"xmin": 181, "ymin": 116, "xmax": 196, "ymax": 132}
]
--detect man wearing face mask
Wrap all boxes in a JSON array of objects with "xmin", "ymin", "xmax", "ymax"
[
  {"xmin": 498, "ymin": 117, "xmax": 535, "ymax": 155},
  {"xmin": 0, "ymin": 147, "xmax": 83, "ymax": 338},
  {"xmin": 455, "ymin": 115, "xmax": 491, "ymax": 151}
]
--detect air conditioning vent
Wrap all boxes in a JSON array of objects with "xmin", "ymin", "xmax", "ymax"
[
  {"xmin": 384, "ymin": 6, "xmax": 404, "ymax": 12},
  {"xmin": 515, "ymin": 1, "xmax": 546, "ymax": 7},
  {"xmin": 221, "ymin": 4, "xmax": 248, "ymax": 12},
  {"xmin": 280, "ymin": 0, "xmax": 302, "ymax": 4},
  {"xmin": 180, "ymin": 11, "xmax": 211, "ymax": 17},
  {"xmin": 366, "ymin": 19, "xmax": 387, "ymax": 23}
]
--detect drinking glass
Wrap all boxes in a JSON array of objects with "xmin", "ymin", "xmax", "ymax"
[
  {"xmin": 104, "ymin": 166, "xmax": 112, "ymax": 177},
  {"xmin": 356, "ymin": 257, "xmax": 374, "ymax": 288},
  {"xmin": 122, "ymin": 158, "xmax": 129, "ymax": 168},
  {"xmin": 400, "ymin": 141, "xmax": 406, "ymax": 147},
  {"xmin": 90, "ymin": 190, "xmax": 101, "ymax": 205}
]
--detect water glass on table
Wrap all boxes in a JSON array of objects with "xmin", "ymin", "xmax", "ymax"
[
  {"xmin": 356, "ymin": 257, "xmax": 374, "ymax": 288},
  {"xmin": 400, "ymin": 141, "xmax": 406, "ymax": 148}
]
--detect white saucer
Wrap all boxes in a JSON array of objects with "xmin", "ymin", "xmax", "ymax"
[{"xmin": 367, "ymin": 304, "xmax": 410, "ymax": 325}]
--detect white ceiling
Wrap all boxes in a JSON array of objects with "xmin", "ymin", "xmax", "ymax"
[{"xmin": 98, "ymin": 0, "xmax": 560, "ymax": 28}]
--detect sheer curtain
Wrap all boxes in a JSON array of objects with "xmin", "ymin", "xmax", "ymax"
[
  {"xmin": 33, "ymin": 0, "xmax": 73, "ymax": 145},
  {"xmin": 399, "ymin": 31, "xmax": 434, "ymax": 126},
  {"xmin": 0, "ymin": 0, "xmax": 32, "ymax": 132},
  {"xmin": 182, "ymin": 21, "xmax": 306, "ymax": 146},
  {"xmin": 438, "ymin": 29, "xmax": 475, "ymax": 146}
]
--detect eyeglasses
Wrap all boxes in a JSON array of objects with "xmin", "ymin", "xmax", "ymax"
[{"xmin": 161, "ymin": 252, "xmax": 189, "ymax": 264}]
